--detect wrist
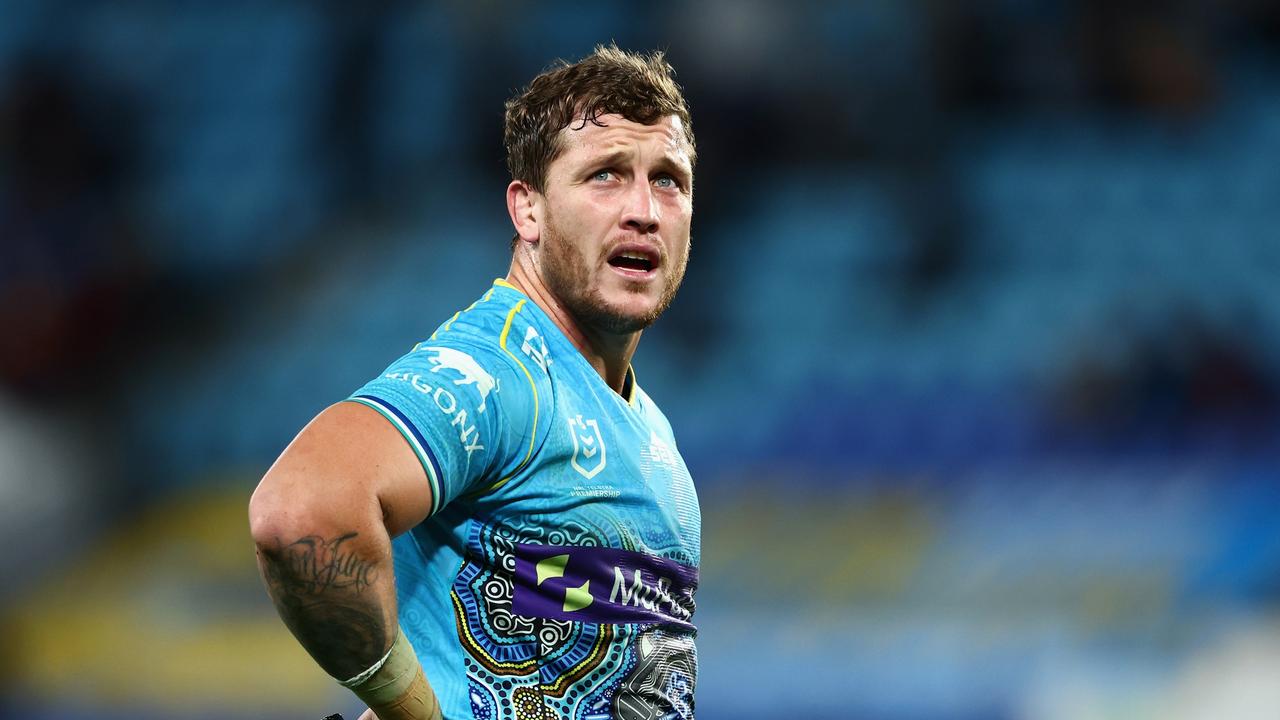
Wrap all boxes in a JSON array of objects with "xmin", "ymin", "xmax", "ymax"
[{"xmin": 340, "ymin": 628, "xmax": 440, "ymax": 719}]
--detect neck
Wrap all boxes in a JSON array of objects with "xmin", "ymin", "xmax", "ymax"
[{"xmin": 506, "ymin": 254, "xmax": 640, "ymax": 395}]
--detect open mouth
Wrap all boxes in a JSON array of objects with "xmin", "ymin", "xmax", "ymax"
[
  {"xmin": 608, "ymin": 253, "xmax": 655, "ymax": 273},
  {"xmin": 606, "ymin": 246, "xmax": 659, "ymax": 275}
]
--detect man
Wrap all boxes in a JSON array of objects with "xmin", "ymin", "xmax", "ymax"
[{"xmin": 249, "ymin": 45, "xmax": 701, "ymax": 720}]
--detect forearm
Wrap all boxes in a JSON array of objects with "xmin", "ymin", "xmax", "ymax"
[
  {"xmin": 251, "ymin": 489, "xmax": 443, "ymax": 718},
  {"xmin": 253, "ymin": 518, "xmax": 442, "ymax": 719},
  {"xmin": 253, "ymin": 524, "xmax": 396, "ymax": 680}
]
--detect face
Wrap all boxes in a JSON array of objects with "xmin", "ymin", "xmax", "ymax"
[{"xmin": 535, "ymin": 114, "xmax": 694, "ymax": 335}]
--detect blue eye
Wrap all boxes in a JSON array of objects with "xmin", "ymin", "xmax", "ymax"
[
  {"xmin": 592, "ymin": 170, "xmax": 612, "ymax": 182},
  {"xmin": 654, "ymin": 175, "xmax": 678, "ymax": 189}
]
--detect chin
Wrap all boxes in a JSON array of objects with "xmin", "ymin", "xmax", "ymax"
[
  {"xmin": 599, "ymin": 305, "xmax": 660, "ymax": 334},
  {"xmin": 575, "ymin": 293, "xmax": 662, "ymax": 335},
  {"xmin": 603, "ymin": 291, "xmax": 658, "ymax": 315}
]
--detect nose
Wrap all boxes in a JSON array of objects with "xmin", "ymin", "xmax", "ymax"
[{"xmin": 621, "ymin": 181, "xmax": 659, "ymax": 235}]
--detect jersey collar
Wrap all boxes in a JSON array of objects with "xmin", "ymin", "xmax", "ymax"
[{"xmin": 491, "ymin": 278, "xmax": 639, "ymax": 407}]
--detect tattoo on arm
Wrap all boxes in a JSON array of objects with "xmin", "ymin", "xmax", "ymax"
[
  {"xmin": 266, "ymin": 533, "xmax": 378, "ymax": 594},
  {"xmin": 259, "ymin": 531, "xmax": 390, "ymax": 679}
]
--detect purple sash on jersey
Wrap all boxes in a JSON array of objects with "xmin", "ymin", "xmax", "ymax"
[{"xmin": 512, "ymin": 543, "xmax": 698, "ymax": 629}]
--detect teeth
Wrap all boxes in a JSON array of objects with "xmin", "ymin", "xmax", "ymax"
[{"xmin": 620, "ymin": 252, "xmax": 646, "ymax": 261}]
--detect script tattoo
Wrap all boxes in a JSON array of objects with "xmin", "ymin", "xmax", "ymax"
[
  {"xmin": 270, "ymin": 532, "xmax": 378, "ymax": 594},
  {"xmin": 259, "ymin": 531, "xmax": 387, "ymax": 679}
]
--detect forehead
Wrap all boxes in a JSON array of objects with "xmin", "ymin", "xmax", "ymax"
[{"xmin": 556, "ymin": 114, "xmax": 693, "ymax": 167}]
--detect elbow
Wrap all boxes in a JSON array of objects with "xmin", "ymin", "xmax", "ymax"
[
  {"xmin": 248, "ymin": 469, "xmax": 323, "ymax": 550},
  {"xmin": 248, "ymin": 467, "xmax": 382, "ymax": 552},
  {"xmin": 248, "ymin": 476, "xmax": 293, "ymax": 551}
]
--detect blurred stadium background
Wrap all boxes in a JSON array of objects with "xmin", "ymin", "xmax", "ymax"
[{"xmin": 2, "ymin": 1, "xmax": 1280, "ymax": 718}]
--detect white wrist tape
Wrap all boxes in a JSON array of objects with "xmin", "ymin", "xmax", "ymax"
[
  {"xmin": 340, "ymin": 627, "xmax": 421, "ymax": 706},
  {"xmin": 338, "ymin": 634, "xmax": 398, "ymax": 689}
]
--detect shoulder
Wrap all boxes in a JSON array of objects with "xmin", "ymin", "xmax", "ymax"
[
  {"xmin": 425, "ymin": 282, "xmax": 555, "ymax": 389},
  {"xmin": 365, "ymin": 284, "xmax": 544, "ymax": 392},
  {"xmin": 370, "ymin": 336, "xmax": 539, "ymax": 425},
  {"xmin": 369, "ymin": 289, "xmax": 560, "ymax": 442},
  {"xmin": 354, "ymin": 282, "xmax": 557, "ymax": 424}
]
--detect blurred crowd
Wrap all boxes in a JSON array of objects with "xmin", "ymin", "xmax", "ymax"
[{"xmin": 2, "ymin": 1, "xmax": 1279, "ymax": 718}]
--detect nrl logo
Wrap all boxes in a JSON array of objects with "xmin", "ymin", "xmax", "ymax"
[{"xmin": 567, "ymin": 414, "xmax": 607, "ymax": 479}]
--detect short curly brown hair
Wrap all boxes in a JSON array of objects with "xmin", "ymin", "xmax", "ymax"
[{"xmin": 503, "ymin": 43, "xmax": 696, "ymax": 194}]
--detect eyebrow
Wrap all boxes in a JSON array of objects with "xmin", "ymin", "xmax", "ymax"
[
  {"xmin": 586, "ymin": 150, "xmax": 627, "ymax": 169},
  {"xmin": 584, "ymin": 149, "xmax": 693, "ymax": 183}
]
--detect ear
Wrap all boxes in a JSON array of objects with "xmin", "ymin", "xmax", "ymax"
[{"xmin": 506, "ymin": 180, "xmax": 542, "ymax": 246}]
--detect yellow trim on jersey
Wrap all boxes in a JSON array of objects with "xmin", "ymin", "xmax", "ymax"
[
  {"xmin": 495, "ymin": 277, "xmax": 638, "ymax": 409},
  {"xmin": 439, "ymin": 311, "xmax": 462, "ymax": 336},
  {"xmin": 433, "ymin": 289, "xmax": 497, "ymax": 339},
  {"xmin": 489, "ymin": 299, "xmax": 539, "ymax": 493},
  {"xmin": 624, "ymin": 366, "xmax": 639, "ymax": 407},
  {"xmin": 465, "ymin": 288, "xmax": 496, "ymax": 314}
]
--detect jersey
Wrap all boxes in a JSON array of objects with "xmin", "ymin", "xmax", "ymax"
[{"xmin": 348, "ymin": 279, "xmax": 701, "ymax": 720}]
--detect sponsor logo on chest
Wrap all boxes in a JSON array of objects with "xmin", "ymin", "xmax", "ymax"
[{"xmin": 512, "ymin": 543, "xmax": 697, "ymax": 629}]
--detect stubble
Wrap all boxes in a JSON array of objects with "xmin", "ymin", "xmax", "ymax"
[{"xmin": 539, "ymin": 210, "xmax": 689, "ymax": 335}]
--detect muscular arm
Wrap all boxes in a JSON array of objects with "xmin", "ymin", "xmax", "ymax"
[
  {"xmin": 249, "ymin": 401, "xmax": 437, "ymax": 715},
  {"xmin": 256, "ymin": 529, "xmax": 389, "ymax": 679}
]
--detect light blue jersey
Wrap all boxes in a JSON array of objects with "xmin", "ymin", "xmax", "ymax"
[{"xmin": 349, "ymin": 279, "xmax": 701, "ymax": 720}]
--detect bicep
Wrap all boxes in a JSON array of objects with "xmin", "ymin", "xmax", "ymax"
[{"xmin": 255, "ymin": 401, "xmax": 432, "ymax": 540}]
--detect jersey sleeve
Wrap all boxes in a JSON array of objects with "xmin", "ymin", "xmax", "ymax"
[{"xmin": 347, "ymin": 337, "xmax": 546, "ymax": 516}]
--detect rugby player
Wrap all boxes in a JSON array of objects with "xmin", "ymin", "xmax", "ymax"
[{"xmin": 250, "ymin": 44, "xmax": 702, "ymax": 720}]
